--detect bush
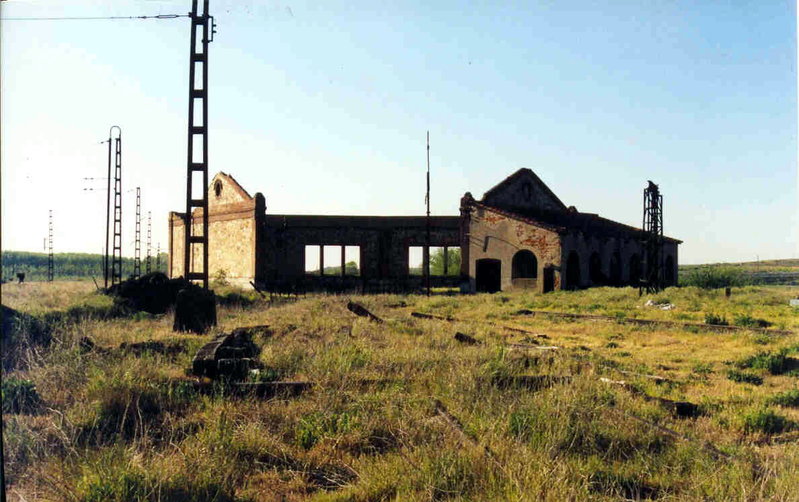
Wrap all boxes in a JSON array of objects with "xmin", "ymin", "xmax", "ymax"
[
  {"xmin": 737, "ymin": 350, "xmax": 792, "ymax": 375},
  {"xmin": 1, "ymin": 377, "xmax": 42, "ymax": 414},
  {"xmin": 704, "ymin": 313, "xmax": 728, "ymax": 325},
  {"xmin": 733, "ymin": 313, "xmax": 771, "ymax": 328},
  {"xmin": 726, "ymin": 370, "xmax": 763, "ymax": 385},
  {"xmin": 681, "ymin": 267, "xmax": 744, "ymax": 289},
  {"xmin": 768, "ymin": 389, "xmax": 799, "ymax": 407},
  {"xmin": 742, "ymin": 409, "xmax": 790, "ymax": 434}
]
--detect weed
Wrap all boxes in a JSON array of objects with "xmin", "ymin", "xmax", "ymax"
[
  {"xmin": 767, "ymin": 389, "xmax": 799, "ymax": 407},
  {"xmin": 295, "ymin": 411, "xmax": 354, "ymax": 450},
  {"xmin": 692, "ymin": 362, "xmax": 713, "ymax": 375},
  {"xmin": 741, "ymin": 408, "xmax": 790, "ymax": 434},
  {"xmin": 726, "ymin": 370, "xmax": 763, "ymax": 385},
  {"xmin": 733, "ymin": 313, "xmax": 771, "ymax": 328},
  {"xmin": 704, "ymin": 313, "xmax": 728, "ymax": 325},
  {"xmin": 736, "ymin": 349, "xmax": 793, "ymax": 375},
  {"xmin": 1, "ymin": 377, "xmax": 42, "ymax": 414}
]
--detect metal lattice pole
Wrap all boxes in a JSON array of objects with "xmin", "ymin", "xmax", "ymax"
[
  {"xmin": 134, "ymin": 187, "xmax": 142, "ymax": 279},
  {"xmin": 156, "ymin": 242, "xmax": 161, "ymax": 271},
  {"xmin": 183, "ymin": 0, "xmax": 215, "ymax": 289},
  {"xmin": 47, "ymin": 210, "xmax": 54, "ymax": 282},
  {"xmin": 111, "ymin": 130, "xmax": 123, "ymax": 285},
  {"xmin": 641, "ymin": 181, "xmax": 664, "ymax": 294},
  {"xmin": 146, "ymin": 211, "xmax": 152, "ymax": 274},
  {"xmin": 104, "ymin": 126, "xmax": 121, "ymax": 288}
]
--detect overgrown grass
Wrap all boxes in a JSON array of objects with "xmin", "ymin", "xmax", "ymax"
[{"xmin": 3, "ymin": 283, "xmax": 799, "ymax": 500}]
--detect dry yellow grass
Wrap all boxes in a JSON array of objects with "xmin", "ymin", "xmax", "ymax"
[{"xmin": 2, "ymin": 284, "xmax": 798, "ymax": 501}]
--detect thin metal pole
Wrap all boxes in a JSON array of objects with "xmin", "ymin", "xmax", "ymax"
[
  {"xmin": 104, "ymin": 131, "xmax": 112, "ymax": 288},
  {"xmin": 426, "ymin": 131, "xmax": 431, "ymax": 297}
]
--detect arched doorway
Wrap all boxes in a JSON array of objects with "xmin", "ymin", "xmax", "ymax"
[
  {"xmin": 664, "ymin": 255, "xmax": 675, "ymax": 285},
  {"xmin": 609, "ymin": 252, "xmax": 621, "ymax": 286},
  {"xmin": 629, "ymin": 254, "xmax": 641, "ymax": 286},
  {"xmin": 511, "ymin": 250, "xmax": 538, "ymax": 289},
  {"xmin": 589, "ymin": 252, "xmax": 603, "ymax": 285},
  {"xmin": 476, "ymin": 258, "xmax": 501, "ymax": 293},
  {"xmin": 566, "ymin": 251, "xmax": 580, "ymax": 290}
]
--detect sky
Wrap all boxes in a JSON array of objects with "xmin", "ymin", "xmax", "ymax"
[{"xmin": 1, "ymin": 0, "xmax": 797, "ymax": 265}]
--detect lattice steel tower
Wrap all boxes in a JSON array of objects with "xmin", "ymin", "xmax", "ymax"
[
  {"xmin": 134, "ymin": 187, "xmax": 142, "ymax": 279},
  {"xmin": 183, "ymin": 0, "xmax": 215, "ymax": 288},
  {"xmin": 146, "ymin": 211, "xmax": 152, "ymax": 274},
  {"xmin": 47, "ymin": 210, "xmax": 54, "ymax": 282},
  {"xmin": 156, "ymin": 242, "xmax": 161, "ymax": 271},
  {"xmin": 641, "ymin": 181, "xmax": 664, "ymax": 294},
  {"xmin": 106, "ymin": 127, "xmax": 123, "ymax": 286}
]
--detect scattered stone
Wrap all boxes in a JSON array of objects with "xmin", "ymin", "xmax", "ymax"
[
  {"xmin": 173, "ymin": 285, "xmax": 217, "ymax": 334},
  {"xmin": 454, "ymin": 332, "xmax": 480, "ymax": 345},
  {"xmin": 191, "ymin": 329, "xmax": 260, "ymax": 380},
  {"xmin": 644, "ymin": 299, "xmax": 675, "ymax": 311},
  {"xmin": 347, "ymin": 301, "xmax": 383, "ymax": 323}
]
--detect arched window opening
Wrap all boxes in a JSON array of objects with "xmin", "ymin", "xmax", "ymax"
[
  {"xmin": 566, "ymin": 251, "xmax": 580, "ymax": 290},
  {"xmin": 609, "ymin": 252, "xmax": 621, "ymax": 286},
  {"xmin": 512, "ymin": 250, "xmax": 538, "ymax": 279},
  {"xmin": 214, "ymin": 180, "xmax": 223, "ymax": 197},
  {"xmin": 589, "ymin": 252, "xmax": 604, "ymax": 285}
]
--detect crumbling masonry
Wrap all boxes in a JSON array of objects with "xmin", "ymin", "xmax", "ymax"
[{"xmin": 169, "ymin": 169, "xmax": 681, "ymax": 293}]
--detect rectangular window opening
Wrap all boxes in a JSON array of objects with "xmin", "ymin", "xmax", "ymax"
[
  {"xmin": 408, "ymin": 246, "xmax": 424, "ymax": 276},
  {"xmin": 323, "ymin": 245, "xmax": 340, "ymax": 275},
  {"xmin": 446, "ymin": 247, "xmax": 461, "ymax": 276},
  {"xmin": 429, "ymin": 247, "xmax": 445, "ymax": 276},
  {"xmin": 304, "ymin": 245, "xmax": 320, "ymax": 275},
  {"xmin": 344, "ymin": 246, "xmax": 360, "ymax": 276}
]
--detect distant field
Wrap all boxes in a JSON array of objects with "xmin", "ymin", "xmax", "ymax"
[
  {"xmin": 681, "ymin": 258, "xmax": 799, "ymax": 286},
  {"xmin": 2, "ymin": 283, "xmax": 799, "ymax": 501}
]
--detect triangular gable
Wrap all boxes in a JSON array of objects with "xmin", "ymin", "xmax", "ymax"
[
  {"xmin": 208, "ymin": 172, "xmax": 253, "ymax": 210},
  {"xmin": 481, "ymin": 168, "xmax": 567, "ymax": 214}
]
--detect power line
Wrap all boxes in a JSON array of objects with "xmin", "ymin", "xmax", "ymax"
[{"xmin": 1, "ymin": 14, "xmax": 189, "ymax": 21}]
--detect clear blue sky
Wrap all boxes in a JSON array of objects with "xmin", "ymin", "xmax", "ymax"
[{"xmin": 2, "ymin": 0, "xmax": 796, "ymax": 264}]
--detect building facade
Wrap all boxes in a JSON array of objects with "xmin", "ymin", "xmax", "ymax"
[{"xmin": 168, "ymin": 169, "xmax": 680, "ymax": 292}]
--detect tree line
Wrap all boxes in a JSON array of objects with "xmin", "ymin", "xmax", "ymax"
[{"xmin": 2, "ymin": 251, "xmax": 168, "ymax": 282}]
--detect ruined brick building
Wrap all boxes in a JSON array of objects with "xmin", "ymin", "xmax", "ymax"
[{"xmin": 168, "ymin": 169, "xmax": 680, "ymax": 293}]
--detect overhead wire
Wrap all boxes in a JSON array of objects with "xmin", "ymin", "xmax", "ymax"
[{"xmin": 1, "ymin": 14, "xmax": 189, "ymax": 21}]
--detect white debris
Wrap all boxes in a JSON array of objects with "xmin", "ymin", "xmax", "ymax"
[{"xmin": 645, "ymin": 299, "xmax": 675, "ymax": 310}]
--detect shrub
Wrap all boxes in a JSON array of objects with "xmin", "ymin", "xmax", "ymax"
[
  {"xmin": 726, "ymin": 370, "xmax": 763, "ymax": 385},
  {"xmin": 742, "ymin": 408, "xmax": 790, "ymax": 434},
  {"xmin": 768, "ymin": 389, "xmax": 799, "ymax": 407},
  {"xmin": 704, "ymin": 313, "xmax": 728, "ymax": 326},
  {"xmin": 681, "ymin": 267, "xmax": 744, "ymax": 289},
  {"xmin": 692, "ymin": 362, "xmax": 713, "ymax": 375},
  {"xmin": 733, "ymin": 313, "xmax": 771, "ymax": 328},
  {"xmin": 2, "ymin": 377, "xmax": 42, "ymax": 414},
  {"xmin": 211, "ymin": 268, "xmax": 229, "ymax": 287},
  {"xmin": 737, "ymin": 350, "xmax": 791, "ymax": 375}
]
